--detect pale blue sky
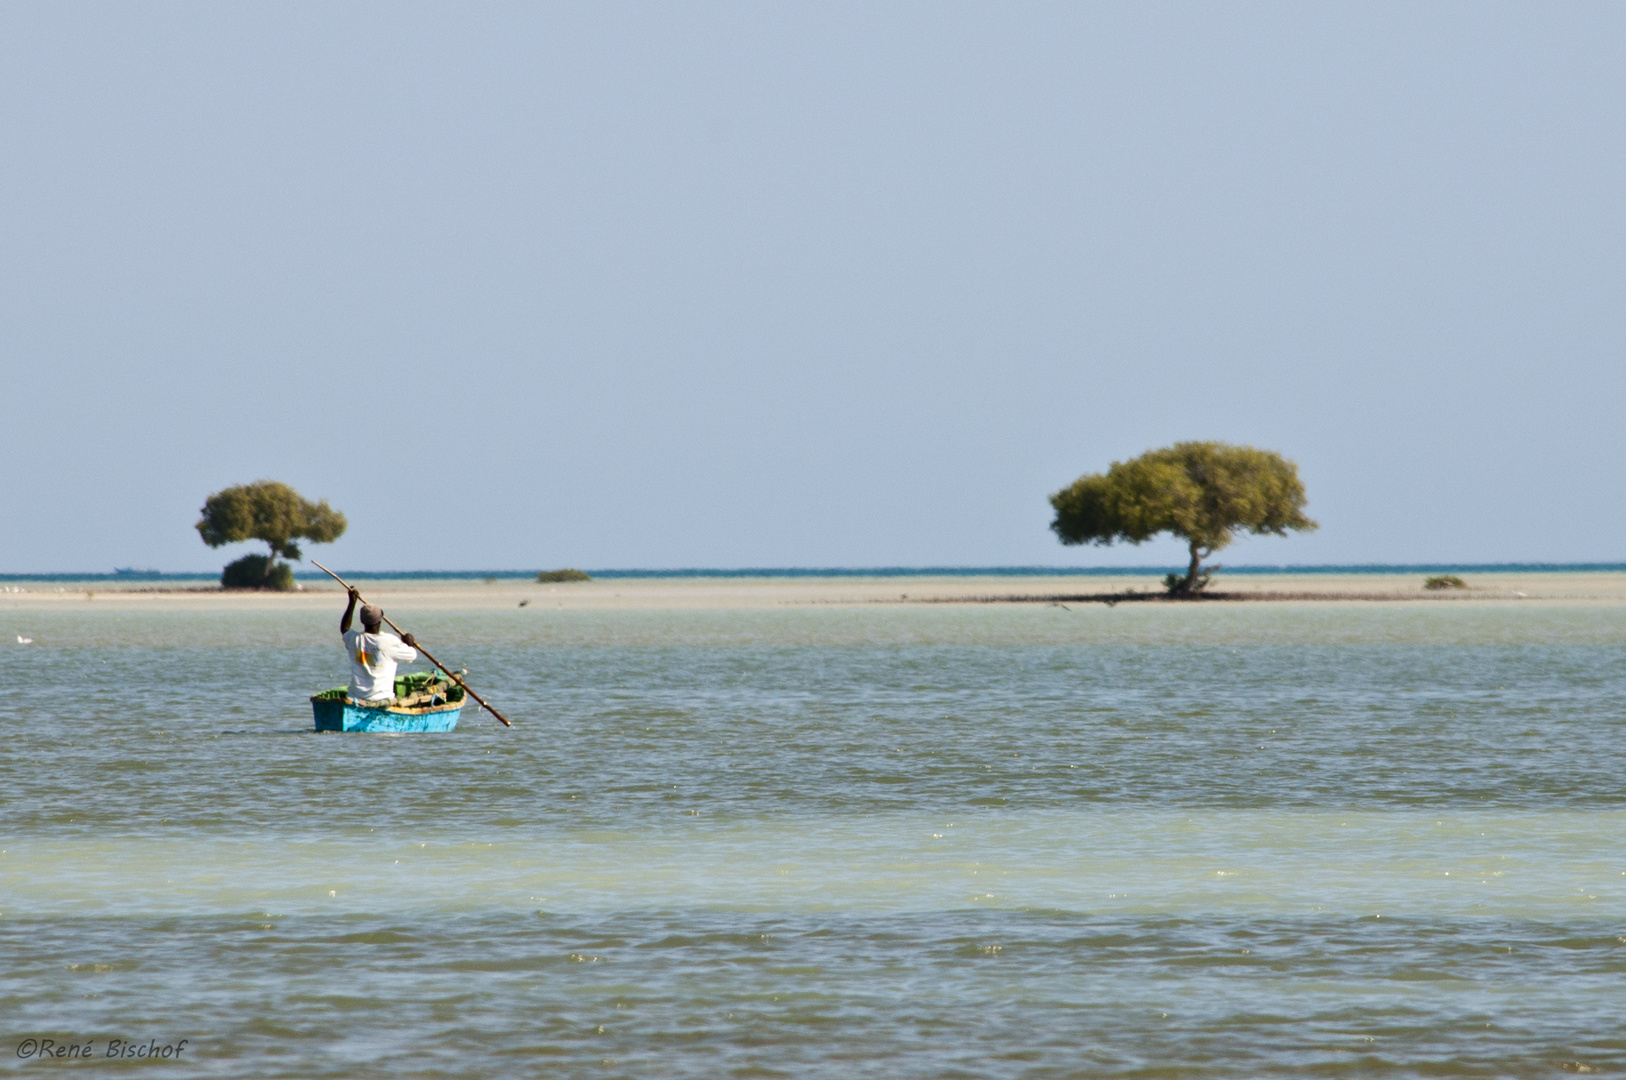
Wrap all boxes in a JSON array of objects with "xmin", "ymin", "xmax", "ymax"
[{"xmin": 4, "ymin": 3, "xmax": 1623, "ymax": 572}]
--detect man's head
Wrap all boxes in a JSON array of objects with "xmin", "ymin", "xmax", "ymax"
[{"xmin": 359, "ymin": 604, "xmax": 384, "ymax": 632}]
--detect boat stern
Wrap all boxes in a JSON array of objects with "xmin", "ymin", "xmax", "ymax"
[{"xmin": 310, "ymin": 693, "xmax": 462, "ymax": 733}]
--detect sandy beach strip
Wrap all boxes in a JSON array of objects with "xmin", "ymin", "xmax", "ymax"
[{"xmin": 3, "ymin": 571, "xmax": 1626, "ymax": 611}]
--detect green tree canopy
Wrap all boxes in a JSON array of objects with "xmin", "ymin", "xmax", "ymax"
[
  {"xmin": 196, "ymin": 481, "xmax": 346, "ymax": 589},
  {"xmin": 1049, "ymin": 441, "xmax": 1315, "ymax": 594}
]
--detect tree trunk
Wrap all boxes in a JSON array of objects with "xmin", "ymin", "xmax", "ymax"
[{"xmin": 1181, "ymin": 540, "xmax": 1202, "ymax": 595}]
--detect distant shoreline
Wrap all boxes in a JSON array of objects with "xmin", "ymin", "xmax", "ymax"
[
  {"xmin": 4, "ymin": 562, "xmax": 1626, "ymax": 583},
  {"xmin": 5, "ymin": 571, "xmax": 1623, "ymax": 610},
  {"xmin": 0, "ymin": 586, "xmax": 1538, "ymax": 602},
  {"xmin": 926, "ymin": 589, "xmax": 1519, "ymax": 605}
]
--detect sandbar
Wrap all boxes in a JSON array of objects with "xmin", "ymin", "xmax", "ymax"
[{"xmin": 2, "ymin": 572, "xmax": 1625, "ymax": 612}]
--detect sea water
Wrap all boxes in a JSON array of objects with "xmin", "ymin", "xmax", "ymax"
[{"xmin": 2, "ymin": 601, "xmax": 1623, "ymax": 1076}]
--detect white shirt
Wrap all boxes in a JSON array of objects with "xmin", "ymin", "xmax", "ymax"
[{"xmin": 342, "ymin": 628, "xmax": 418, "ymax": 701}]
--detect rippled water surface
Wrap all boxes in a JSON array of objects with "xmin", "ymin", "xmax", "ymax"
[{"xmin": 3, "ymin": 602, "xmax": 1624, "ymax": 1076}]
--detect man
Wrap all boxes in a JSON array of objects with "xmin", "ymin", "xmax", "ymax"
[{"xmin": 340, "ymin": 587, "xmax": 421, "ymax": 701}]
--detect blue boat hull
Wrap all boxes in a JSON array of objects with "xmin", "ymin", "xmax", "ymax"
[{"xmin": 311, "ymin": 696, "xmax": 462, "ymax": 733}]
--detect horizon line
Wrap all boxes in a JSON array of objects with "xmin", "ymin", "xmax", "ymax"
[{"xmin": 4, "ymin": 561, "xmax": 1626, "ymax": 582}]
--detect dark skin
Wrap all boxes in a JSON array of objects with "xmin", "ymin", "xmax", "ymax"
[{"xmin": 340, "ymin": 587, "xmax": 416, "ymax": 648}]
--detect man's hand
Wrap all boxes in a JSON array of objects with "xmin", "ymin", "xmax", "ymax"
[
  {"xmin": 403, "ymin": 633, "xmax": 417, "ymax": 648},
  {"xmin": 349, "ymin": 587, "xmax": 361, "ymax": 603}
]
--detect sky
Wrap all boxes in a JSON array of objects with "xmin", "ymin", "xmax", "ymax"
[{"xmin": 4, "ymin": 2, "xmax": 1624, "ymax": 573}]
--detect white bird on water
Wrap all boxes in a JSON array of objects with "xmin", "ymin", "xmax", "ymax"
[{"xmin": 17, "ymin": 635, "xmax": 32, "ymax": 644}]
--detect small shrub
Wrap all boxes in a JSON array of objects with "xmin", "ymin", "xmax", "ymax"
[
  {"xmin": 1424, "ymin": 575, "xmax": 1467, "ymax": 591},
  {"xmin": 222, "ymin": 553, "xmax": 296, "ymax": 590},
  {"xmin": 1163, "ymin": 568, "xmax": 1214, "ymax": 596},
  {"xmin": 537, "ymin": 568, "xmax": 591, "ymax": 583}
]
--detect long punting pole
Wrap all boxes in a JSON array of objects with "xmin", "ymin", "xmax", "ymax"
[{"xmin": 311, "ymin": 560, "xmax": 513, "ymax": 728}]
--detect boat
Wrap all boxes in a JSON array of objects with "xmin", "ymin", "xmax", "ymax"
[
  {"xmin": 310, "ymin": 695, "xmax": 462, "ymax": 733},
  {"xmin": 113, "ymin": 567, "xmax": 162, "ymax": 579},
  {"xmin": 310, "ymin": 671, "xmax": 465, "ymax": 733}
]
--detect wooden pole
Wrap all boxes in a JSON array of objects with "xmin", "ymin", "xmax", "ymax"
[{"xmin": 311, "ymin": 560, "xmax": 514, "ymax": 727}]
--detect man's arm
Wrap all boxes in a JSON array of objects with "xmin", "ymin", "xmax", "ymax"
[
  {"xmin": 340, "ymin": 587, "xmax": 360, "ymax": 633},
  {"xmin": 384, "ymin": 631, "xmax": 420, "ymax": 664}
]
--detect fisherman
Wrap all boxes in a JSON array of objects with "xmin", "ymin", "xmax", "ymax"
[{"xmin": 340, "ymin": 587, "xmax": 421, "ymax": 701}]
